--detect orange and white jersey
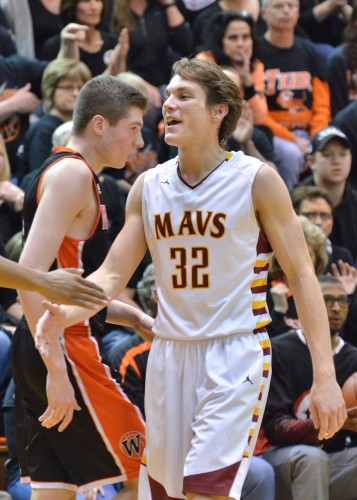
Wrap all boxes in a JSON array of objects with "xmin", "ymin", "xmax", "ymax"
[{"xmin": 142, "ymin": 151, "xmax": 272, "ymax": 340}]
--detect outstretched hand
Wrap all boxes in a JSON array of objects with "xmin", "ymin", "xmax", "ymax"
[
  {"xmin": 331, "ymin": 260, "xmax": 357, "ymax": 296},
  {"xmin": 35, "ymin": 301, "xmax": 67, "ymax": 356},
  {"xmin": 42, "ymin": 268, "xmax": 110, "ymax": 308},
  {"xmin": 106, "ymin": 27, "xmax": 129, "ymax": 75}
]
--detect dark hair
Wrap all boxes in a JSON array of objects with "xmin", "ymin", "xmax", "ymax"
[
  {"xmin": 171, "ymin": 57, "xmax": 242, "ymax": 144},
  {"xmin": 291, "ymin": 185, "xmax": 335, "ymax": 218},
  {"xmin": 343, "ymin": 2, "xmax": 357, "ymax": 89},
  {"xmin": 72, "ymin": 75, "xmax": 148, "ymax": 134},
  {"xmin": 60, "ymin": 0, "xmax": 107, "ymax": 27},
  {"xmin": 199, "ymin": 10, "xmax": 257, "ymax": 68}
]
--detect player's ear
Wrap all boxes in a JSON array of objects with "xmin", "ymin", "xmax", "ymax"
[
  {"xmin": 211, "ymin": 103, "xmax": 228, "ymax": 122},
  {"xmin": 91, "ymin": 115, "xmax": 106, "ymax": 136}
]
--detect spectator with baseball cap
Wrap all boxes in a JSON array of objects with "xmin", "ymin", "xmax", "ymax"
[{"xmin": 297, "ymin": 126, "xmax": 357, "ymax": 265}]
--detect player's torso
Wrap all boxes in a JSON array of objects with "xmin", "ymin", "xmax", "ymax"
[
  {"xmin": 23, "ymin": 148, "xmax": 109, "ymax": 333},
  {"xmin": 142, "ymin": 151, "xmax": 272, "ymax": 340}
]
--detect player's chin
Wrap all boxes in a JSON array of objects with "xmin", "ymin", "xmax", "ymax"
[{"xmin": 164, "ymin": 132, "xmax": 180, "ymax": 147}]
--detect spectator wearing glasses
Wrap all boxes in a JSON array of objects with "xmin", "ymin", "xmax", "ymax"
[
  {"xmin": 17, "ymin": 58, "xmax": 91, "ymax": 185},
  {"xmin": 256, "ymin": 274, "xmax": 357, "ymax": 500},
  {"xmin": 291, "ymin": 185, "xmax": 354, "ymax": 273},
  {"xmin": 297, "ymin": 126, "xmax": 357, "ymax": 265}
]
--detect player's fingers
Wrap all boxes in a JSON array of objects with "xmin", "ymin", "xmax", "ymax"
[
  {"xmin": 68, "ymin": 276, "xmax": 110, "ymax": 302},
  {"xmin": 318, "ymin": 411, "xmax": 332, "ymax": 440},
  {"xmin": 39, "ymin": 412, "xmax": 61, "ymax": 428},
  {"xmin": 322, "ymin": 413, "xmax": 339, "ymax": 440},
  {"xmin": 309, "ymin": 403, "xmax": 320, "ymax": 431},
  {"xmin": 41, "ymin": 300, "xmax": 60, "ymax": 314},
  {"xmin": 38, "ymin": 408, "xmax": 51, "ymax": 422},
  {"xmin": 58, "ymin": 409, "xmax": 74, "ymax": 432},
  {"xmin": 63, "ymin": 268, "xmax": 84, "ymax": 276}
]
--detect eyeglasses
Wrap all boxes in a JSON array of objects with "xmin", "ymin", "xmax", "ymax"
[
  {"xmin": 301, "ymin": 211, "xmax": 332, "ymax": 222},
  {"xmin": 323, "ymin": 295, "xmax": 351, "ymax": 309},
  {"xmin": 56, "ymin": 85, "xmax": 84, "ymax": 93}
]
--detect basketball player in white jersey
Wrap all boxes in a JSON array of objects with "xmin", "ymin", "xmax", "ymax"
[{"xmin": 35, "ymin": 58, "xmax": 347, "ymax": 500}]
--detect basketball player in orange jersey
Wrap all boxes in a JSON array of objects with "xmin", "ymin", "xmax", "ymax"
[
  {"xmin": 36, "ymin": 59, "xmax": 347, "ymax": 500},
  {"xmin": 11, "ymin": 75, "xmax": 154, "ymax": 500}
]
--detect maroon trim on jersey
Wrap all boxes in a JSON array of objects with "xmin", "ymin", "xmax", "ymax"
[
  {"xmin": 253, "ymin": 326, "xmax": 267, "ymax": 334},
  {"xmin": 254, "ymin": 262, "xmax": 270, "ymax": 273},
  {"xmin": 176, "ymin": 155, "xmax": 230, "ymax": 190},
  {"xmin": 262, "ymin": 345, "xmax": 271, "ymax": 356},
  {"xmin": 251, "ymin": 285, "xmax": 267, "ymax": 294},
  {"xmin": 148, "ymin": 476, "xmax": 182, "ymax": 500},
  {"xmin": 252, "ymin": 306, "xmax": 268, "ymax": 316},
  {"xmin": 183, "ymin": 461, "xmax": 241, "ymax": 496},
  {"xmin": 256, "ymin": 229, "xmax": 272, "ymax": 254}
]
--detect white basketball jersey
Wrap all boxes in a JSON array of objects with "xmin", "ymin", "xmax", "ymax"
[{"xmin": 142, "ymin": 151, "xmax": 272, "ymax": 340}]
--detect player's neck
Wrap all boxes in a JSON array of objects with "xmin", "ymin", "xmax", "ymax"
[
  {"xmin": 178, "ymin": 146, "xmax": 228, "ymax": 184},
  {"xmin": 66, "ymin": 137, "xmax": 103, "ymax": 175}
]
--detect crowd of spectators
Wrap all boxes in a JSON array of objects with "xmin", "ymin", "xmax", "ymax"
[{"xmin": 0, "ymin": 0, "xmax": 357, "ymax": 499}]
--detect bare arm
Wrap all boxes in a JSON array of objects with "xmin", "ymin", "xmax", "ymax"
[
  {"xmin": 253, "ymin": 165, "xmax": 347, "ymax": 439},
  {"xmin": 57, "ymin": 23, "xmax": 88, "ymax": 60},
  {"xmin": 18, "ymin": 159, "xmax": 93, "ymax": 332},
  {"xmin": 0, "ymin": 257, "xmax": 108, "ymax": 307},
  {"xmin": 99, "ymin": 299, "xmax": 154, "ymax": 342},
  {"xmin": 35, "ymin": 174, "xmax": 149, "ymax": 341},
  {"xmin": 312, "ymin": 0, "xmax": 351, "ymax": 23},
  {"xmin": 0, "ymin": 84, "xmax": 40, "ymax": 122},
  {"xmin": 17, "ymin": 159, "xmax": 96, "ymax": 430}
]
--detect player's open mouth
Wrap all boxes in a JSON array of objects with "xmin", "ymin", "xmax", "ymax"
[{"xmin": 166, "ymin": 118, "xmax": 182, "ymax": 127}]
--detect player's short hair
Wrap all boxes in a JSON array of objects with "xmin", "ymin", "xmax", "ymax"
[
  {"xmin": 41, "ymin": 58, "xmax": 92, "ymax": 113},
  {"xmin": 72, "ymin": 75, "xmax": 148, "ymax": 134},
  {"xmin": 171, "ymin": 57, "xmax": 242, "ymax": 144}
]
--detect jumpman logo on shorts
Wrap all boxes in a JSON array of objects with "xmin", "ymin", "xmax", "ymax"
[{"xmin": 243, "ymin": 374, "xmax": 253, "ymax": 385}]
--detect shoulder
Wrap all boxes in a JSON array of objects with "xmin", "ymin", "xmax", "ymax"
[
  {"xmin": 42, "ymin": 155, "xmax": 94, "ymax": 190},
  {"xmin": 229, "ymin": 151, "xmax": 265, "ymax": 182},
  {"xmin": 143, "ymin": 158, "xmax": 177, "ymax": 184},
  {"xmin": 294, "ymin": 36, "xmax": 321, "ymax": 61},
  {"xmin": 30, "ymin": 115, "xmax": 63, "ymax": 137}
]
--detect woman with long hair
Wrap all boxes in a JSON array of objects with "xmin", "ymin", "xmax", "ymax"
[
  {"xmin": 41, "ymin": 0, "xmax": 118, "ymax": 76},
  {"xmin": 196, "ymin": 10, "xmax": 267, "ymax": 124},
  {"xmin": 110, "ymin": 0, "xmax": 193, "ymax": 107}
]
